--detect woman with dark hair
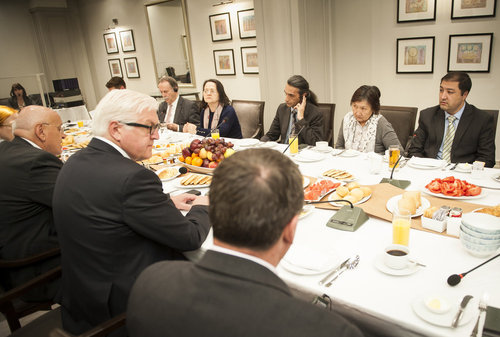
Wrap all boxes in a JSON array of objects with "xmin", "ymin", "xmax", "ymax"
[
  {"xmin": 336, "ymin": 85, "xmax": 401, "ymax": 154},
  {"xmin": 184, "ymin": 79, "xmax": 242, "ymax": 139},
  {"xmin": 8, "ymin": 83, "xmax": 33, "ymax": 110}
]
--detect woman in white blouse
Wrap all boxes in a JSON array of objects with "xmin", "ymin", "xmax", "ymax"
[{"xmin": 335, "ymin": 85, "xmax": 402, "ymax": 154}]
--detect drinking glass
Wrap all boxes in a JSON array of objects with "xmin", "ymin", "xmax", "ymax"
[
  {"xmin": 77, "ymin": 120, "xmax": 84, "ymax": 128},
  {"xmin": 289, "ymin": 133, "xmax": 299, "ymax": 154},
  {"xmin": 211, "ymin": 128, "xmax": 220, "ymax": 139},
  {"xmin": 392, "ymin": 209, "xmax": 411, "ymax": 246},
  {"xmin": 388, "ymin": 145, "xmax": 400, "ymax": 170}
]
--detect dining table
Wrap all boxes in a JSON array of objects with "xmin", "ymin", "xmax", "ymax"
[{"xmin": 155, "ymin": 131, "xmax": 500, "ymax": 337}]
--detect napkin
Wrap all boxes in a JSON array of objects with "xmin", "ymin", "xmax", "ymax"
[
  {"xmin": 483, "ymin": 306, "xmax": 500, "ymax": 336},
  {"xmin": 297, "ymin": 150, "xmax": 322, "ymax": 161},
  {"xmin": 407, "ymin": 157, "xmax": 445, "ymax": 167},
  {"xmin": 283, "ymin": 245, "xmax": 333, "ymax": 271}
]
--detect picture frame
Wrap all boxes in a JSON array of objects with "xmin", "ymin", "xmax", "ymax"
[
  {"xmin": 213, "ymin": 49, "xmax": 235, "ymax": 75},
  {"xmin": 451, "ymin": 0, "xmax": 496, "ymax": 19},
  {"xmin": 119, "ymin": 30, "xmax": 136, "ymax": 52},
  {"xmin": 124, "ymin": 57, "xmax": 140, "ymax": 78},
  {"xmin": 237, "ymin": 9, "xmax": 256, "ymax": 39},
  {"xmin": 448, "ymin": 33, "xmax": 493, "ymax": 72},
  {"xmin": 396, "ymin": 37, "xmax": 435, "ymax": 73},
  {"xmin": 209, "ymin": 13, "xmax": 232, "ymax": 42},
  {"xmin": 108, "ymin": 59, "xmax": 123, "ymax": 77},
  {"xmin": 397, "ymin": 0, "xmax": 436, "ymax": 23},
  {"xmin": 103, "ymin": 32, "xmax": 119, "ymax": 54},
  {"xmin": 240, "ymin": 46, "xmax": 259, "ymax": 74}
]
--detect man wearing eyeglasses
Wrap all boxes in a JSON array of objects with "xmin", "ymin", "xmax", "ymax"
[
  {"xmin": 0, "ymin": 105, "xmax": 64, "ymax": 302},
  {"xmin": 52, "ymin": 89, "xmax": 210, "ymax": 336}
]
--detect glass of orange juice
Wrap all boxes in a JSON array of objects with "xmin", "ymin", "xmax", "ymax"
[
  {"xmin": 388, "ymin": 145, "xmax": 400, "ymax": 170},
  {"xmin": 289, "ymin": 132, "xmax": 299, "ymax": 154},
  {"xmin": 77, "ymin": 120, "xmax": 84, "ymax": 128},
  {"xmin": 392, "ymin": 209, "xmax": 411, "ymax": 246},
  {"xmin": 211, "ymin": 128, "xmax": 220, "ymax": 139}
]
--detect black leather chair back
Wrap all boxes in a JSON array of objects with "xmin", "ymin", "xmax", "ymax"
[
  {"xmin": 379, "ymin": 105, "xmax": 418, "ymax": 151},
  {"xmin": 231, "ymin": 100, "xmax": 265, "ymax": 139},
  {"xmin": 317, "ymin": 103, "xmax": 336, "ymax": 146}
]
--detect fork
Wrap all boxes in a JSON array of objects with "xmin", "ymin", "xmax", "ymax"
[
  {"xmin": 325, "ymin": 255, "xmax": 360, "ymax": 287},
  {"xmin": 471, "ymin": 295, "xmax": 488, "ymax": 337}
]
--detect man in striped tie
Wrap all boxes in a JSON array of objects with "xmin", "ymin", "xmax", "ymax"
[{"xmin": 408, "ymin": 72, "xmax": 495, "ymax": 167}]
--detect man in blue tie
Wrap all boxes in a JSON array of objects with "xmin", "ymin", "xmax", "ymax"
[
  {"xmin": 408, "ymin": 72, "xmax": 495, "ymax": 167},
  {"xmin": 261, "ymin": 75, "xmax": 323, "ymax": 145}
]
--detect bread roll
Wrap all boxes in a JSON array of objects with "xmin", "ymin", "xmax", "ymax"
[
  {"xmin": 350, "ymin": 188, "xmax": 364, "ymax": 201},
  {"xmin": 346, "ymin": 181, "xmax": 360, "ymax": 191},
  {"xmin": 360, "ymin": 186, "xmax": 372, "ymax": 198},
  {"xmin": 403, "ymin": 191, "xmax": 421, "ymax": 208},
  {"xmin": 330, "ymin": 192, "xmax": 341, "ymax": 201},
  {"xmin": 344, "ymin": 195, "xmax": 358, "ymax": 204},
  {"xmin": 336, "ymin": 185, "xmax": 349, "ymax": 197},
  {"xmin": 398, "ymin": 198, "xmax": 416, "ymax": 215}
]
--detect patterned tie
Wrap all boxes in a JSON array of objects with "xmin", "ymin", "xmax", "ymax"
[{"xmin": 442, "ymin": 115, "xmax": 456, "ymax": 163}]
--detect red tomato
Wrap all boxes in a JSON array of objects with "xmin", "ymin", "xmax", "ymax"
[{"xmin": 467, "ymin": 186, "xmax": 481, "ymax": 196}]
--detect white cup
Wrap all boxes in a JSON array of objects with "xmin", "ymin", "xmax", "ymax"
[
  {"xmin": 383, "ymin": 244, "xmax": 414, "ymax": 270},
  {"xmin": 315, "ymin": 141, "xmax": 328, "ymax": 151},
  {"xmin": 368, "ymin": 153, "xmax": 383, "ymax": 174}
]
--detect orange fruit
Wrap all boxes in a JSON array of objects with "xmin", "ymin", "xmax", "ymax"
[
  {"xmin": 178, "ymin": 155, "xmax": 185, "ymax": 162},
  {"xmin": 192, "ymin": 153, "xmax": 199, "ymax": 158},
  {"xmin": 185, "ymin": 156, "xmax": 192, "ymax": 165},
  {"xmin": 192, "ymin": 157, "xmax": 203, "ymax": 167}
]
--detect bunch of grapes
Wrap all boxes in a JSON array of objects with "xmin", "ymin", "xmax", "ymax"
[{"xmin": 179, "ymin": 138, "xmax": 235, "ymax": 168}]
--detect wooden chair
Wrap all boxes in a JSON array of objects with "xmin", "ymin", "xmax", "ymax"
[
  {"xmin": 379, "ymin": 105, "xmax": 418, "ymax": 153},
  {"xmin": 231, "ymin": 100, "xmax": 265, "ymax": 139},
  {"xmin": 317, "ymin": 103, "xmax": 336, "ymax": 146},
  {"xmin": 49, "ymin": 313, "xmax": 126, "ymax": 337},
  {"xmin": 0, "ymin": 247, "xmax": 61, "ymax": 333}
]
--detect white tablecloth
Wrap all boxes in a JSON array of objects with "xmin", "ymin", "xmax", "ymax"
[{"xmin": 159, "ymin": 134, "xmax": 500, "ymax": 337}]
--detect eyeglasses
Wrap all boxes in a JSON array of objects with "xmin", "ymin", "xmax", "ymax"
[
  {"xmin": 41, "ymin": 123, "xmax": 63, "ymax": 132},
  {"xmin": 119, "ymin": 121, "xmax": 160, "ymax": 136}
]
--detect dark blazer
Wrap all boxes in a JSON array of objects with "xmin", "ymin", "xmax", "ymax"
[
  {"xmin": 52, "ymin": 138, "xmax": 211, "ymax": 335},
  {"xmin": 8, "ymin": 95, "xmax": 34, "ymax": 110},
  {"xmin": 196, "ymin": 104, "xmax": 242, "ymax": 139},
  {"xmin": 157, "ymin": 96, "xmax": 200, "ymax": 130},
  {"xmin": 261, "ymin": 102, "xmax": 323, "ymax": 145},
  {"xmin": 0, "ymin": 137, "xmax": 61, "ymax": 300},
  {"xmin": 408, "ymin": 103, "xmax": 495, "ymax": 167},
  {"xmin": 127, "ymin": 250, "xmax": 364, "ymax": 337}
]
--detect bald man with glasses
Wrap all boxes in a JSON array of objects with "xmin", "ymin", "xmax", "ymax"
[{"xmin": 52, "ymin": 89, "xmax": 210, "ymax": 336}]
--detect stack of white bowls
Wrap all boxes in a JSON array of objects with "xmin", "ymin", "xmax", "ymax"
[{"xmin": 460, "ymin": 212, "xmax": 500, "ymax": 257}]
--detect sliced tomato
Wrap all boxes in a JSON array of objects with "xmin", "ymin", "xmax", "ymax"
[
  {"xmin": 466, "ymin": 186, "xmax": 481, "ymax": 196},
  {"xmin": 426, "ymin": 181, "xmax": 442, "ymax": 193}
]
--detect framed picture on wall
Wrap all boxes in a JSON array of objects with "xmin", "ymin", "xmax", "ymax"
[
  {"xmin": 209, "ymin": 13, "xmax": 232, "ymax": 42},
  {"xmin": 237, "ymin": 9, "xmax": 256, "ymax": 39},
  {"xmin": 448, "ymin": 33, "xmax": 493, "ymax": 72},
  {"xmin": 213, "ymin": 49, "xmax": 235, "ymax": 75},
  {"xmin": 396, "ymin": 36, "xmax": 435, "ymax": 73},
  {"xmin": 240, "ymin": 46, "xmax": 259, "ymax": 74},
  {"xmin": 119, "ymin": 30, "xmax": 136, "ymax": 52},
  {"xmin": 124, "ymin": 57, "xmax": 140, "ymax": 78},
  {"xmin": 103, "ymin": 32, "xmax": 119, "ymax": 54},
  {"xmin": 108, "ymin": 59, "xmax": 123, "ymax": 77},
  {"xmin": 397, "ymin": 0, "xmax": 436, "ymax": 22},
  {"xmin": 451, "ymin": 0, "xmax": 496, "ymax": 19}
]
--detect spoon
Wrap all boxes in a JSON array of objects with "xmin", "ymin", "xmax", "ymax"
[{"xmin": 325, "ymin": 255, "xmax": 360, "ymax": 287}]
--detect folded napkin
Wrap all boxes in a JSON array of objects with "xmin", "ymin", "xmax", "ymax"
[
  {"xmin": 408, "ymin": 157, "xmax": 445, "ymax": 167},
  {"xmin": 283, "ymin": 245, "xmax": 334, "ymax": 271},
  {"xmin": 484, "ymin": 306, "xmax": 500, "ymax": 336},
  {"xmin": 297, "ymin": 150, "xmax": 322, "ymax": 161}
]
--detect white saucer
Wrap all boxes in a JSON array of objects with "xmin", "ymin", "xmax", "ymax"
[
  {"xmin": 314, "ymin": 147, "xmax": 333, "ymax": 153},
  {"xmin": 374, "ymin": 254, "xmax": 419, "ymax": 276},
  {"xmin": 412, "ymin": 294, "xmax": 476, "ymax": 327},
  {"xmin": 294, "ymin": 150, "xmax": 324, "ymax": 162},
  {"xmin": 386, "ymin": 195, "xmax": 431, "ymax": 218}
]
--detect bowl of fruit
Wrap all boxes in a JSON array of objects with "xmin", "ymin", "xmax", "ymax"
[{"xmin": 178, "ymin": 138, "xmax": 236, "ymax": 174}]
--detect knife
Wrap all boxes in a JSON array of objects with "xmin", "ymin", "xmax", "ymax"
[
  {"xmin": 318, "ymin": 258, "xmax": 349, "ymax": 286},
  {"xmin": 451, "ymin": 295, "xmax": 473, "ymax": 328},
  {"xmin": 449, "ymin": 163, "xmax": 458, "ymax": 171}
]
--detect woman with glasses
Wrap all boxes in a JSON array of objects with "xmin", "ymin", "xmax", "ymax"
[
  {"xmin": 0, "ymin": 105, "xmax": 18, "ymax": 141},
  {"xmin": 8, "ymin": 83, "xmax": 33, "ymax": 110},
  {"xmin": 184, "ymin": 79, "xmax": 242, "ymax": 139}
]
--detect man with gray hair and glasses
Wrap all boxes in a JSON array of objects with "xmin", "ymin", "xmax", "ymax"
[{"xmin": 53, "ymin": 89, "xmax": 210, "ymax": 336}]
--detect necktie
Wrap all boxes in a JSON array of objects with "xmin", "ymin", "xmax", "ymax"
[
  {"xmin": 165, "ymin": 104, "xmax": 173, "ymax": 123},
  {"xmin": 442, "ymin": 115, "xmax": 456, "ymax": 163},
  {"xmin": 286, "ymin": 110, "xmax": 298, "ymax": 143}
]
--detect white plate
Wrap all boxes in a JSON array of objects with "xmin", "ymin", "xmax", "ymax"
[
  {"xmin": 156, "ymin": 167, "xmax": 181, "ymax": 182},
  {"xmin": 238, "ymin": 138, "xmax": 260, "ymax": 147},
  {"xmin": 492, "ymin": 174, "xmax": 500, "ymax": 183},
  {"xmin": 412, "ymin": 294, "xmax": 476, "ymax": 327},
  {"xmin": 328, "ymin": 193, "xmax": 371, "ymax": 207},
  {"xmin": 294, "ymin": 150, "xmax": 324, "ymax": 163},
  {"xmin": 374, "ymin": 254, "xmax": 419, "ymax": 276},
  {"xmin": 407, "ymin": 158, "xmax": 446, "ymax": 170},
  {"xmin": 386, "ymin": 195, "xmax": 431, "ymax": 218},
  {"xmin": 454, "ymin": 163, "xmax": 472, "ymax": 173},
  {"xmin": 422, "ymin": 188, "xmax": 485, "ymax": 200},
  {"xmin": 303, "ymin": 176, "xmax": 310, "ymax": 188},
  {"xmin": 281, "ymin": 245, "xmax": 340, "ymax": 275},
  {"xmin": 340, "ymin": 149, "xmax": 360, "ymax": 157},
  {"xmin": 314, "ymin": 146, "xmax": 333, "ymax": 153},
  {"xmin": 260, "ymin": 141, "xmax": 277, "ymax": 148},
  {"xmin": 299, "ymin": 205, "xmax": 314, "ymax": 219}
]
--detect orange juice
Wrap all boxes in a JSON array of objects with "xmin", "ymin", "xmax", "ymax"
[
  {"xmin": 289, "ymin": 135, "xmax": 298, "ymax": 154},
  {"xmin": 392, "ymin": 218, "xmax": 410, "ymax": 246},
  {"xmin": 77, "ymin": 120, "xmax": 84, "ymax": 128},
  {"xmin": 389, "ymin": 146, "xmax": 400, "ymax": 169},
  {"xmin": 211, "ymin": 129, "xmax": 220, "ymax": 139}
]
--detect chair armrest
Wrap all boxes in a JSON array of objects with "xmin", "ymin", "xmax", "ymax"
[
  {"xmin": 0, "ymin": 247, "xmax": 61, "ymax": 269},
  {"xmin": 79, "ymin": 313, "xmax": 126, "ymax": 337}
]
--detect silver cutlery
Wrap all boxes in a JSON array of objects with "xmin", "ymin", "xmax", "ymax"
[
  {"xmin": 471, "ymin": 294, "xmax": 489, "ymax": 337},
  {"xmin": 452, "ymin": 295, "xmax": 474, "ymax": 328},
  {"xmin": 318, "ymin": 258, "xmax": 349, "ymax": 286},
  {"xmin": 450, "ymin": 163, "xmax": 458, "ymax": 170},
  {"xmin": 325, "ymin": 255, "xmax": 360, "ymax": 287},
  {"xmin": 332, "ymin": 149, "xmax": 345, "ymax": 157}
]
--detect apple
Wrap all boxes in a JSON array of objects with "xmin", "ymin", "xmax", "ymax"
[
  {"xmin": 207, "ymin": 151, "xmax": 213, "ymax": 161},
  {"xmin": 202, "ymin": 159, "xmax": 210, "ymax": 167},
  {"xmin": 199, "ymin": 148, "xmax": 207, "ymax": 159},
  {"xmin": 224, "ymin": 148, "xmax": 235, "ymax": 158},
  {"xmin": 208, "ymin": 161, "xmax": 218, "ymax": 169},
  {"xmin": 182, "ymin": 147, "xmax": 191, "ymax": 158}
]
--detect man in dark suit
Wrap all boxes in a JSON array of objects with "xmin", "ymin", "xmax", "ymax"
[
  {"xmin": 261, "ymin": 75, "xmax": 323, "ymax": 145},
  {"xmin": 157, "ymin": 76, "xmax": 199, "ymax": 132},
  {"xmin": 408, "ymin": 72, "xmax": 495, "ymax": 167},
  {"xmin": 127, "ymin": 148, "xmax": 363, "ymax": 337},
  {"xmin": 52, "ymin": 89, "xmax": 211, "ymax": 336},
  {"xmin": 0, "ymin": 105, "xmax": 64, "ymax": 301}
]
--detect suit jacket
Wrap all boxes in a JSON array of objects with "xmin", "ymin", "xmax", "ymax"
[
  {"xmin": 157, "ymin": 96, "xmax": 200, "ymax": 130},
  {"xmin": 196, "ymin": 104, "xmax": 243, "ymax": 139},
  {"xmin": 0, "ymin": 137, "xmax": 60, "ymax": 300},
  {"xmin": 52, "ymin": 138, "xmax": 211, "ymax": 335},
  {"xmin": 127, "ymin": 250, "xmax": 364, "ymax": 337},
  {"xmin": 408, "ymin": 103, "xmax": 495, "ymax": 167},
  {"xmin": 261, "ymin": 102, "xmax": 324, "ymax": 145},
  {"xmin": 8, "ymin": 95, "xmax": 34, "ymax": 110}
]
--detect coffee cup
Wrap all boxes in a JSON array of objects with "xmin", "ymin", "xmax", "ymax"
[
  {"xmin": 383, "ymin": 244, "xmax": 414, "ymax": 270},
  {"xmin": 316, "ymin": 141, "xmax": 328, "ymax": 151}
]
